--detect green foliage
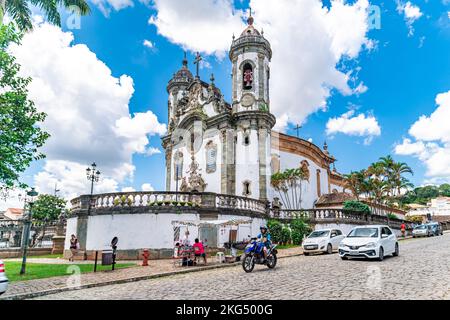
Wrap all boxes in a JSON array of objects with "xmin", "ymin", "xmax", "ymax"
[
  {"xmin": 0, "ymin": 0, "xmax": 91, "ymax": 32},
  {"xmin": 280, "ymin": 227, "xmax": 291, "ymax": 244},
  {"xmin": 406, "ymin": 216, "xmax": 424, "ymax": 224},
  {"xmin": 290, "ymin": 218, "xmax": 311, "ymax": 245},
  {"xmin": 31, "ymin": 194, "xmax": 66, "ymax": 221},
  {"xmin": 386, "ymin": 213, "xmax": 398, "ymax": 220},
  {"xmin": 400, "ymin": 184, "xmax": 450, "ymax": 206},
  {"xmin": 343, "ymin": 201, "xmax": 371, "ymax": 214},
  {"xmin": 0, "ymin": 24, "xmax": 49, "ymax": 189},
  {"xmin": 342, "ymin": 155, "xmax": 414, "ymax": 206},
  {"xmin": 267, "ymin": 219, "xmax": 282, "ymax": 243}
]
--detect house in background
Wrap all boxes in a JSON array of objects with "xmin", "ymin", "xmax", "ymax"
[
  {"xmin": 3, "ymin": 208, "xmax": 24, "ymax": 221},
  {"xmin": 406, "ymin": 197, "xmax": 450, "ymax": 222}
]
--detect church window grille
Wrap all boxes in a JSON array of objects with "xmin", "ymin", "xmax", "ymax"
[
  {"xmin": 174, "ymin": 152, "xmax": 183, "ymax": 181},
  {"xmin": 205, "ymin": 141, "xmax": 217, "ymax": 174},
  {"xmin": 243, "ymin": 63, "xmax": 254, "ymax": 90}
]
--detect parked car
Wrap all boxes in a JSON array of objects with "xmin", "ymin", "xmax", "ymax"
[
  {"xmin": 0, "ymin": 259, "xmax": 8, "ymax": 296},
  {"xmin": 302, "ymin": 229, "xmax": 345, "ymax": 255},
  {"xmin": 412, "ymin": 224, "xmax": 432, "ymax": 238},
  {"xmin": 427, "ymin": 222, "xmax": 443, "ymax": 236},
  {"xmin": 339, "ymin": 225, "xmax": 399, "ymax": 261}
]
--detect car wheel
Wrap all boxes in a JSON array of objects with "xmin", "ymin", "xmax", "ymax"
[
  {"xmin": 341, "ymin": 256, "xmax": 348, "ymax": 260},
  {"xmin": 393, "ymin": 243, "xmax": 399, "ymax": 257},
  {"xmin": 326, "ymin": 244, "xmax": 333, "ymax": 254},
  {"xmin": 378, "ymin": 247, "xmax": 384, "ymax": 261},
  {"xmin": 304, "ymin": 252, "xmax": 310, "ymax": 256}
]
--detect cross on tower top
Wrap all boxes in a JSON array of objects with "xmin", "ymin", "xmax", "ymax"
[
  {"xmin": 294, "ymin": 124, "xmax": 302, "ymax": 138},
  {"xmin": 194, "ymin": 52, "xmax": 202, "ymax": 79}
]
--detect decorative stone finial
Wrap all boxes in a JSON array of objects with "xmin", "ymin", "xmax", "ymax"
[{"xmin": 247, "ymin": 7, "xmax": 254, "ymax": 25}]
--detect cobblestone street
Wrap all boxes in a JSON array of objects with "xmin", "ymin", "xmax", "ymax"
[{"xmin": 35, "ymin": 234, "xmax": 450, "ymax": 300}]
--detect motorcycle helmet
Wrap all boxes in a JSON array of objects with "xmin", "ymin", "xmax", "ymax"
[{"xmin": 260, "ymin": 225, "xmax": 268, "ymax": 232}]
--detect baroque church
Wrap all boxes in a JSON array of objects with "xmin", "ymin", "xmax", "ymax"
[{"xmin": 162, "ymin": 14, "xmax": 346, "ymax": 210}]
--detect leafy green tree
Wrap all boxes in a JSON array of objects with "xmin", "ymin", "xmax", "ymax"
[
  {"xmin": 0, "ymin": 24, "xmax": 49, "ymax": 189},
  {"xmin": 343, "ymin": 201, "xmax": 371, "ymax": 214},
  {"xmin": 31, "ymin": 194, "xmax": 66, "ymax": 222},
  {"xmin": 0, "ymin": 0, "xmax": 91, "ymax": 31},
  {"xmin": 439, "ymin": 184, "xmax": 450, "ymax": 197}
]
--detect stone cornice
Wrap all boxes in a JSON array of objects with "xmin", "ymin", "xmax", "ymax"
[{"xmin": 272, "ymin": 131, "xmax": 335, "ymax": 170}]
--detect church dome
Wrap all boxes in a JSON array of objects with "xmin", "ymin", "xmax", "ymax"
[
  {"xmin": 167, "ymin": 54, "xmax": 193, "ymax": 92},
  {"xmin": 240, "ymin": 16, "xmax": 261, "ymax": 37},
  {"xmin": 230, "ymin": 13, "xmax": 272, "ymax": 61}
]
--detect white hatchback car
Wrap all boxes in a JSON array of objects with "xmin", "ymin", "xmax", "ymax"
[
  {"xmin": 302, "ymin": 229, "xmax": 345, "ymax": 255},
  {"xmin": 339, "ymin": 225, "xmax": 399, "ymax": 261},
  {"xmin": 0, "ymin": 259, "xmax": 8, "ymax": 295}
]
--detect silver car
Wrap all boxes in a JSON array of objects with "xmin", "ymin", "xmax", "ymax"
[
  {"xmin": 412, "ymin": 224, "xmax": 431, "ymax": 238},
  {"xmin": 0, "ymin": 259, "xmax": 8, "ymax": 295}
]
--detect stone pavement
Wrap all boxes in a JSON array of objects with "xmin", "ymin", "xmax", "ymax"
[
  {"xmin": 0, "ymin": 246, "xmax": 302, "ymax": 300},
  {"xmin": 33, "ymin": 234, "xmax": 450, "ymax": 300}
]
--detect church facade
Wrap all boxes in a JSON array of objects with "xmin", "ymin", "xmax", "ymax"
[{"xmin": 162, "ymin": 15, "xmax": 345, "ymax": 210}]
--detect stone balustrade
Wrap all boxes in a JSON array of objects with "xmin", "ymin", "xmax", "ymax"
[
  {"xmin": 274, "ymin": 209, "xmax": 416, "ymax": 230},
  {"xmin": 70, "ymin": 191, "xmax": 270, "ymax": 216}
]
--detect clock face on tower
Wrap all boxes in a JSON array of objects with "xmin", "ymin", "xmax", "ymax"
[{"xmin": 241, "ymin": 93, "xmax": 255, "ymax": 108}]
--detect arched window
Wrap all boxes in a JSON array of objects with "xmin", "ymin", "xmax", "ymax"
[
  {"xmin": 243, "ymin": 63, "xmax": 253, "ymax": 90},
  {"xmin": 174, "ymin": 152, "xmax": 183, "ymax": 180}
]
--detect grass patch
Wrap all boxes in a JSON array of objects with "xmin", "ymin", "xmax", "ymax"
[
  {"xmin": 4, "ymin": 261, "xmax": 135, "ymax": 282},
  {"xmin": 28, "ymin": 254, "xmax": 64, "ymax": 259},
  {"xmin": 275, "ymin": 244, "xmax": 301, "ymax": 250}
]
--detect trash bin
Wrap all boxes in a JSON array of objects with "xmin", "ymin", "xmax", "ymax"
[{"xmin": 102, "ymin": 250, "xmax": 113, "ymax": 266}]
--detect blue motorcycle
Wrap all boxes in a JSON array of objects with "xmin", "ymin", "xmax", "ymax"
[{"xmin": 242, "ymin": 237, "xmax": 278, "ymax": 273}]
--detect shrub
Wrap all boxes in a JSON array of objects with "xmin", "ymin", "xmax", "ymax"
[
  {"xmin": 290, "ymin": 218, "xmax": 311, "ymax": 245},
  {"xmin": 280, "ymin": 228, "xmax": 291, "ymax": 244},
  {"xmin": 268, "ymin": 220, "xmax": 282, "ymax": 243},
  {"xmin": 343, "ymin": 201, "xmax": 371, "ymax": 214},
  {"xmin": 387, "ymin": 213, "xmax": 398, "ymax": 220},
  {"xmin": 291, "ymin": 229, "xmax": 303, "ymax": 245}
]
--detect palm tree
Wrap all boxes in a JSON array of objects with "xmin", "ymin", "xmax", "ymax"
[
  {"xmin": 1, "ymin": 0, "xmax": 90, "ymax": 31},
  {"xmin": 390, "ymin": 162, "xmax": 413, "ymax": 196},
  {"xmin": 343, "ymin": 171, "xmax": 366, "ymax": 201},
  {"xmin": 270, "ymin": 167, "xmax": 307, "ymax": 210}
]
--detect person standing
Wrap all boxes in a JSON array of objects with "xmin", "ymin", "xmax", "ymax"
[
  {"xmin": 400, "ymin": 223, "xmax": 406, "ymax": 238},
  {"xmin": 193, "ymin": 238, "xmax": 207, "ymax": 265},
  {"xmin": 69, "ymin": 234, "xmax": 79, "ymax": 262}
]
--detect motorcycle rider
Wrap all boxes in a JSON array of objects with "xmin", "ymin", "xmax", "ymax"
[{"xmin": 257, "ymin": 225, "xmax": 272, "ymax": 261}]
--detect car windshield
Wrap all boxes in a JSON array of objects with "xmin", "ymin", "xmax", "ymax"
[
  {"xmin": 308, "ymin": 231, "xmax": 330, "ymax": 238},
  {"xmin": 347, "ymin": 228, "xmax": 378, "ymax": 238},
  {"xmin": 415, "ymin": 225, "xmax": 427, "ymax": 230}
]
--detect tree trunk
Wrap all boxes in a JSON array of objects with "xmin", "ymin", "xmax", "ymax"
[{"xmin": 0, "ymin": 0, "xmax": 5, "ymax": 26}]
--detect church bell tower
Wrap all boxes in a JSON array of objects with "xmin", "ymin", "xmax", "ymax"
[
  {"xmin": 229, "ymin": 13, "xmax": 272, "ymax": 113},
  {"xmin": 229, "ymin": 12, "xmax": 275, "ymax": 201}
]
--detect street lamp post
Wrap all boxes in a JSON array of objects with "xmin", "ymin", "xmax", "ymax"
[
  {"xmin": 19, "ymin": 187, "xmax": 38, "ymax": 275},
  {"xmin": 86, "ymin": 163, "xmax": 101, "ymax": 215}
]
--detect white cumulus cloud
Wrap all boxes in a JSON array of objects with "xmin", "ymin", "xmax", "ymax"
[
  {"xmin": 396, "ymin": 1, "xmax": 423, "ymax": 36},
  {"xmin": 395, "ymin": 90, "xmax": 450, "ymax": 183},
  {"xmin": 8, "ymin": 22, "xmax": 166, "ymax": 200},
  {"xmin": 326, "ymin": 110, "xmax": 381, "ymax": 145},
  {"xmin": 149, "ymin": 0, "xmax": 372, "ymax": 131}
]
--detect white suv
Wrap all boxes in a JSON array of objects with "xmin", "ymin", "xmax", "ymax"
[
  {"xmin": 339, "ymin": 225, "xmax": 399, "ymax": 261},
  {"xmin": 0, "ymin": 259, "xmax": 8, "ymax": 295}
]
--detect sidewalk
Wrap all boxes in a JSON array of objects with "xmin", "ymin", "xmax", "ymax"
[{"xmin": 0, "ymin": 247, "xmax": 303, "ymax": 300}]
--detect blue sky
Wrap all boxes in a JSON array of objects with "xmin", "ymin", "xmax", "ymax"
[{"xmin": 3, "ymin": 0, "xmax": 450, "ymax": 207}]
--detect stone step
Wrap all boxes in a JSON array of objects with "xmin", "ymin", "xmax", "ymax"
[{"xmin": 71, "ymin": 251, "xmax": 87, "ymax": 261}]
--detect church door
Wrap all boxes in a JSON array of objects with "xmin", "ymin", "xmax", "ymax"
[{"xmin": 199, "ymin": 226, "xmax": 218, "ymax": 248}]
